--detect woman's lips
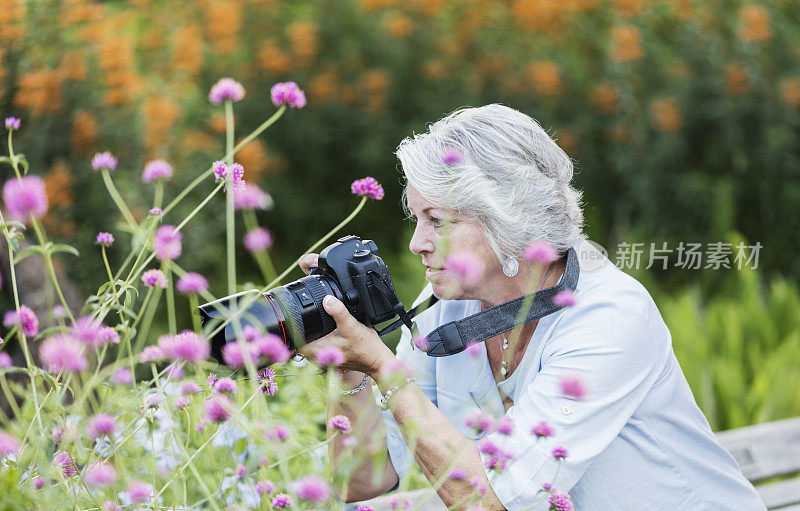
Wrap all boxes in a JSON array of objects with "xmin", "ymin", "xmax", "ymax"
[{"xmin": 425, "ymin": 267, "xmax": 443, "ymax": 278}]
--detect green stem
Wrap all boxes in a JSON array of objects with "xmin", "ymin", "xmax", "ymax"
[
  {"xmin": 175, "ymin": 182, "xmax": 224, "ymax": 232},
  {"xmin": 134, "ymin": 287, "xmax": 162, "ymax": 352},
  {"xmin": 31, "ymin": 219, "xmax": 76, "ymax": 323},
  {"xmin": 189, "ymin": 293, "xmax": 201, "ymax": 333},
  {"xmin": 164, "ymin": 260, "xmax": 177, "ymax": 334},
  {"xmin": 154, "ymin": 181, "xmax": 164, "ymax": 208},
  {"xmin": 225, "ymin": 100, "xmax": 237, "ymax": 296},
  {"xmin": 101, "ymin": 168, "xmax": 138, "ymax": 231}
]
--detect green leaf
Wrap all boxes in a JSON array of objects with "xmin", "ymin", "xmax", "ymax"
[
  {"xmin": 50, "ymin": 244, "xmax": 79, "ymax": 257},
  {"xmin": 13, "ymin": 245, "xmax": 43, "ymax": 264}
]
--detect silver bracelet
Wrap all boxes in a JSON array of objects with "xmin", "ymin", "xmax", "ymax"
[
  {"xmin": 329, "ymin": 373, "xmax": 369, "ymax": 396},
  {"xmin": 378, "ymin": 377, "xmax": 415, "ymax": 410}
]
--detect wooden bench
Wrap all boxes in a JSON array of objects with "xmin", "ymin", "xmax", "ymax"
[{"xmin": 346, "ymin": 417, "xmax": 800, "ymax": 510}]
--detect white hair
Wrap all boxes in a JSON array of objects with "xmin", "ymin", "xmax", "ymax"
[{"xmin": 397, "ymin": 104, "xmax": 585, "ymax": 263}]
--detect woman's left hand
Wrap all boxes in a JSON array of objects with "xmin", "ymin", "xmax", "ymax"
[{"xmin": 299, "ymin": 294, "xmax": 395, "ymax": 377}]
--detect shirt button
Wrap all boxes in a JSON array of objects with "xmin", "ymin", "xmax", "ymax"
[{"xmin": 561, "ymin": 406, "xmax": 572, "ymax": 415}]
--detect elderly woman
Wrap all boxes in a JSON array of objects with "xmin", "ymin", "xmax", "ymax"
[{"xmin": 300, "ymin": 105, "xmax": 763, "ymax": 510}]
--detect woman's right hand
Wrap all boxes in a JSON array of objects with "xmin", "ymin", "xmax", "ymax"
[{"xmin": 299, "ymin": 253, "xmax": 319, "ymax": 275}]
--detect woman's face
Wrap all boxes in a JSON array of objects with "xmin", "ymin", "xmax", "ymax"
[{"xmin": 406, "ymin": 185, "xmax": 501, "ymax": 301}]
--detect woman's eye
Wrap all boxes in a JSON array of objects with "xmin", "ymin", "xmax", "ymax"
[{"xmin": 431, "ymin": 218, "xmax": 443, "ymax": 228}]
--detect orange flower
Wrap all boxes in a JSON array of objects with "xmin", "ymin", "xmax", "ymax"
[
  {"xmin": 525, "ymin": 61, "xmax": 562, "ymax": 96},
  {"xmin": 308, "ymin": 70, "xmax": 341, "ymax": 104},
  {"xmin": 423, "ymin": 60, "xmax": 447, "ymax": 80},
  {"xmin": 0, "ymin": 0, "xmax": 27, "ymax": 44},
  {"xmin": 257, "ymin": 40, "xmax": 291, "ymax": 75},
  {"xmin": 72, "ymin": 111, "xmax": 97, "ymax": 153},
  {"xmin": 45, "ymin": 160, "xmax": 74, "ymax": 210},
  {"xmin": 738, "ymin": 5, "xmax": 771, "ymax": 43},
  {"xmin": 359, "ymin": 0, "xmax": 398, "ymax": 11},
  {"xmin": 182, "ymin": 130, "xmax": 217, "ymax": 153},
  {"xmin": 610, "ymin": 25, "xmax": 643, "ymax": 63},
  {"xmin": 235, "ymin": 139, "xmax": 269, "ymax": 182},
  {"xmin": 512, "ymin": 0, "xmax": 568, "ymax": 32},
  {"xmin": 650, "ymin": 97, "xmax": 682, "ymax": 133},
  {"xmin": 412, "ymin": 0, "xmax": 446, "ymax": 16},
  {"xmin": 611, "ymin": 0, "xmax": 643, "ymax": 17},
  {"xmin": 144, "ymin": 96, "xmax": 179, "ymax": 152},
  {"xmin": 173, "ymin": 25, "xmax": 204, "ymax": 76},
  {"xmin": 205, "ymin": 0, "xmax": 242, "ymax": 54},
  {"xmin": 779, "ymin": 77, "xmax": 800, "ymax": 109},
  {"xmin": 724, "ymin": 62, "xmax": 749, "ymax": 96},
  {"xmin": 60, "ymin": 51, "xmax": 88, "ymax": 81},
  {"xmin": 590, "ymin": 82, "xmax": 620, "ymax": 114},
  {"xmin": 360, "ymin": 70, "xmax": 391, "ymax": 113},
  {"xmin": 208, "ymin": 113, "xmax": 228, "ymax": 134},
  {"xmin": 384, "ymin": 13, "xmax": 413, "ymax": 38},
  {"xmin": 287, "ymin": 22, "xmax": 319, "ymax": 65},
  {"xmin": 15, "ymin": 70, "xmax": 63, "ymax": 116}
]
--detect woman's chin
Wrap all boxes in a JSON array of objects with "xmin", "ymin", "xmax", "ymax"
[{"xmin": 429, "ymin": 278, "xmax": 463, "ymax": 300}]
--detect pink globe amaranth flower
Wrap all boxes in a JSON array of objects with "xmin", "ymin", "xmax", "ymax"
[
  {"xmin": 140, "ymin": 345, "xmax": 165, "ymax": 363},
  {"xmin": 412, "ymin": 334, "xmax": 428, "ymax": 351},
  {"xmin": 0, "ymin": 430, "xmax": 19, "ymax": 457},
  {"xmin": 442, "ymin": 148, "xmax": 462, "ymax": 165},
  {"xmin": 207, "ymin": 373, "xmax": 219, "ymax": 387},
  {"xmin": 271, "ymin": 493, "xmax": 293, "ymax": 508},
  {"xmin": 34, "ymin": 477, "xmax": 44, "ymax": 488},
  {"xmin": 51, "ymin": 425, "xmax": 65, "ymax": 444},
  {"xmin": 235, "ymin": 464, "xmax": 247, "ymax": 478},
  {"xmin": 181, "ymin": 381, "xmax": 201, "ymax": 394},
  {"xmin": 111, "ymin": 368, "xmax": 132, "ymax": 385},
  {"xmin": 542, "ymin": 482, "xmax": 552, "ymax": 491},
  {"xmin": 204, "ymin": 395, "xmax": 232, "ymax": 422},
  {"xmin": 222, "ymin": 340, "xmax": 260, "ymax": 367},
  {"xmin": 523, "ymin": 240, "xmax": 558, "ymax": 264},
  {"xmin": 477, "ymin": 437, "xmax": 500, "ymax": 456},
  {"xmin": 141, "ymin": 269, "xmax": 168, "ymax": 288},
  {"xmin": 84, "ymin": 461, "xmax": 117, "ymax": 487},
  {"xmin": 552, "ymin": 446, "xmax": 568, "ymax": 460},
  {"xmin": 70, "ymin": 315, "xmax": 108, "ymax": 349},
  {"xmin": 390, "ymin": 497, "xmax": 411, "ymax": 509},
  {"xmin": 470, "ymin": 477, "xmax": 488, "ymax": 496},
  {"xmin": 164, "ymin": 363, "xmax": 184, "ymax": 379},
  {"xmin": 554, "ymin": 289, "xmax": 576, "ymax": 307},
  {"xmin": 350, "ymin": 176, "xmax": 385, "ymax": 200},
  {"xmin": 255, "ymin": 479, "xmax": 275, "ymax": 495},
  {"xmin": 548, "ymin": 491, "xmax": 574, "ymax": 511},
  {"xmin": 356, "ymin": 507, "xmax": 375, "ymax": 511},
  {"xmin": 176, "ymin": 272, "xmax": 208, "ymax": 294},
  {"xmin": 256, "ymin": 334, "xmax": 291, "ymax": 365},
  {"xmin": 173, "ymin": 396, "xmax": 191, "ymax": 410},
  {"xmin": 4, "ymin": 117, "xmax": 21, "ymax": 130},
  {"xmin": 532, "ymin": 421, "xmax": 554, "ymax": 438},
  {"xmin": 0, "ymin": 352, "xmax": 12, "ymax": 368},
  {"xmin": 149, "ymin": 207, "xmax": 163, "ymax": 217},
  {"xmin": 266, "ymin": 424, "xmax": 290, "ymax": 442},
  {"xmin": 40, "ymin": 334, "xmax": 86, "ymax": 373},
  {"xmin": 212, "ymin": 161, "xmax": 245, "ymax": 191},
  {"xmin": 87, "ymin": 413, "xmax": 117, "ymax": 439},
  {"xmin": 3, "ymin": 176, "xmax": 48, "ymax": 224},
  {"xmin": 449, "ymin": 468, "xmax": 466, "ymax": 480},
  {"xmin": 142, "ymin": 159, "xmax": 173, "ymax": 183},
  {"xmin": 4, "ymin": 305, "xmax": 39, "ymax": 337},
  {"xmin": 444, "ymin": 252, "xmax": 484, "ymax": 284},
  {"xmin": 243, "ymin": 227, "xmax": 274, "ymax": 252},
  {"xmin": 100, "ymin": 326, "xmax": 119, "ymax": 344},
  {"xmin": 214, "ymin": 376, "xmax": 237, "ymax": 394},
  {"xmin": 54, "ymin": 450, "xmax": 77, "ymax": 477},
  {"xmin": 294, "ymin": 475, "xmax": 332, "ymax": 504},
  {"xmin": 233, "ymin": 183, "xmax": 272, "ymax": 210},
  {"xmin": 559, "ymin": 375, "xmax": 586, "ymax": 400},
  {"xmin": 493, "ymin": 416, "xmax": 514, "ymax": 435},
  {"xmin": 329, "ymin": 415, "xmax": 352, "ymax": 435},
  {"xmin": 96, "ymin": 232, "xmax": 114, "ymax": 246},
  {"xmin": 209, "ymin": 78, "xmax": 245, "ymax": 104},
  {"xmin": 91, "ymin": 152, "xmax": 118, "ymax": 171},
  {"xmin": 258, "ymin": 368, "xmax": 278, "ymax": 395},
  {"xmin": 144, "ymin": 394, "xmax": 162, "ymax": 408},
  {"xmin": 102, "ymin": 501, "xmax": 121, "ymax": 511},
  {"xmin": 464, "ymin": 409, "xmax": 492, "ymax": 434},
  {"xmin": 466, "ymin": 341, "xmax": 481, "ymax": 357},
  {"xmin": 126, "ymin": 480, "xmax": 153, "ymax": 504},
  {"xmin": 158, "ymin": 330, "xmax": 210, "ymax": 363},
  {"xmin": 270, "ymin": 81, "xmax": 306, "ymax": 108},
  {"xmin": 315, "ymin": 345, "xmax": 345, "ymax": 368},
  {"xmin": 153, "ymin": 225, "xmax": 182, "ymax": 261}
]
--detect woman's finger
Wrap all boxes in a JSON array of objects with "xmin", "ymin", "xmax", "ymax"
[{"xmin": 299, "ymin": 253, "xmax": 319, "ymax": 275}]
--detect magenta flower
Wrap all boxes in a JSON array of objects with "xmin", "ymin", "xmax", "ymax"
[
  {"xmin": 87, "ymin": 413, "xmax": 117, "ymax": 439},
  {"xmin": 3, "ymin": 176, "xmax": 48, "ymax": 223},
  {"xmin": 444, "ymin": 252, "xmax": 483, "ymax": 284},
  {"xmin": 390, "ymin": 497, "xmax": 411, "ymax": 509},
  {"xmin": 356, "ymin": 507, "xmax": 375, "ymax": 511},
  {"xmin": 523, "ymin": 240, "xmax": 558, "ymax": 264},
  {"xmin": 222, "ymin": 340, "xmax": 259, "ymax": 368},
  {"xmin": 34, "ymin": 477, "xmax": 44, "ymax": 488},
  {"xmin": 142, "ymin": 160, "xmax": 173, "ymax": 183},
  {"xmin": 560, "ymin": 375, "xmax": 586, "ymax": 400},
  {"xmin": 212, "ymin": 160, "xmax": 245, "ymax": 191},
  {"xmin": 209, "ymin": 78, "xmax": 245, "ymax": 104},
  {"xmin": 126, "ymin": 480, "xmax": 153, "ymax": 504},
  {"xmin": 329, "ymin": 415, "xmax": 352, "ymax": 435},
  {"xmin": 0, "ymin": 352, "xmax": 12, "ymax": 368},
  {"xmin": 255, "ymin": 334, "xmax": 291, "ymax": 365},
  {"xmin": 96, "ymin": 232, "xmax": 114, "ymax": 246},
  {"xmin": 464, "ymin": 409, "xmax": 493, "ymax": 434},
  {"xmin": 214, "ymin": 376, "xmax": 237, "ymax": 394},
  {"xmin": 466, "ymin": 341, "xmax": 481, "ymax": 357},
  {"xmin": 449, "ymin": 468, "xmax": 467, "ymax": 480},
  {"xmin": 144, "ymin": 394, "xmax": 162, "ymax": 408},
  {"xmin": 554, "ymin": 290, "xmax": 576, "ymax": 307},
  {"xmin": 164, "ymin": 363, "xmax": 184, "ymax": 379},
  {"xmin": 102, "ymin": 501, "xmax": 121, "ymax": 511},
  {"xmin": 204, "ymin": 395, "xmax": 232, "ymax": 422},
  {"xmin": 153, "ymin": 225, "xmax": 182, "ymax": 261},
  {"xmin": 233, "ymin": 183, "xmax": 272, "ymax": 210},
  {"xmin": 270, "ymin": 81, "xmax": 306, "ymax": 108},
  {"xmin": 271, "ymin": 493, "xmax": 293, "ymax": 508},
  {"xmin": 54, "ymin": 450, "xmax": 77, "ymax": 477},
  {"xmin": 442, "ymin": 148, "xmax": 462, "ymax": 165},
  {"xmin": 315, "ymin": 345, "xmax": 345, "ymax": 368},
  {"xmin": 70, "ymin": 316, "xmax": 107, "ymax": 348},
  {"xmin": 173, "ymin": 396, "xmax": 191, "ymax": 410},
  {"xmin": 532, "ymin": 421, "xmax": 554, "ymax": 438},
  {"xmin": 243, "ymin": 227, "xmax": 273, "ymax": 252},
  {"xmin": 477, "ymin": 437, "xmax": 499, "ymax": 456},
  {"xmin": 492, "ymin": 416, "xmax": 514, "ymax": 435},
  {"xmin": 255, "ymin": 479, "xmax": 275, "ymax": 495},
  {"xmin": 350, "ymin": 176, "xmax": 385, "ymax": 200},
  {"xmin": 91, "ymin": 152, "xmax": 118, "ymax": 171},
  {"xmin": 4, "ymin": 117, "xmax": 21, "ymax": 131},
  {"xmin": 552, "ymin": 446, "xmax": 568, "ymax": 460},
  {"xmin": 149, "ymin": 207, "xmax": 163, "ymax": 216},
  {"xmin": 40, "ymin": 334, "xmax": 86, "ymax": 372},
  {"xmin": 111, "ymin": 368, "xmax": 132, "ymax": 385},
  {"xmin": 294, "ymin": 475, "xmax": 332, "ymax": 504},
  {"xmin": 4, "ymin": 305, "xmax": 39, "ymax": 337},
  {"xmin": 181, "ymin": 381, "xmax": 201, "ymax": 394},
  {"xmin": 548, "ymin": 491, "xmax": 574, "ymax": 511},
  {"xmin": 258, "ymin": 367, "xmax": 278, "ymax": 395},
  {"xmin": 266, "ymin": 424, "xmax": 290, "ymax": 442},
  {"xmin": 84, "ymin": 461, "xmax": 117, "ymax": 487},
  {"xmin": 158, "ymin": 330, "xmax": 210, "ymax": 363},
  {"xmin": 412, "ymin": 334, "xmax": 429, "ymax": 351},
  {"xmin": 542, "ymin": 482, "xmax": 552, "ymax": 491},
  {"xmin": 100, "ymin": 326, "xmax": 119, "ymax": 345},
  {"xmin": 207, "ymin": 373, "xmax": 219, "ymax": 387},
  {"xmin": 141, "ymin": 269, "xmax": 168, "ymax": 288},
  {"xmin": 0, "ymin": 430, "xmax": 19, "ymax": 457},
  {"xmin": 140, "ymin": 345, "xmax": 165, "ymax": 363},
  {"xmin": 176, "ymin": 272, "xmax": 208, "ymax": 294}
]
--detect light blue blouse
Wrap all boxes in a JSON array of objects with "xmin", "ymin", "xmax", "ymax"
[{"xmin": 376, "ymin": 242, "xmax": 765, "ymax": 510}]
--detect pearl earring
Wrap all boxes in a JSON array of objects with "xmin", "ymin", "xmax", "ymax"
[{"xmin": 502, "ymin": 257, "xmax": 519, "ymax": 277}]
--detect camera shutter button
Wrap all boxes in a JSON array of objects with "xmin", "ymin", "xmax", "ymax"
[{"xmin": 353, "ymin": 249, "xmax": 371, "ymax": 260}]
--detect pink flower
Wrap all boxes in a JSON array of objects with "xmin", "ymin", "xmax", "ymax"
[
  {"xmin": 176, "ymin": 272, "xmax": 208, "ymax": 294},
  {"xmin": 270, "ymin": 81, "xmax": 306, "ymax": 108},
  {"xmin": 142, "ymin": 160, "xmax": 173, "ymax": 183},
  {"xmin": 266, "ymin": 424, "xmax": 290, "ymax": 442},
  {"xmin": 0, "ymin": 352, "xmax": 12, "ymax": 368},
  {"xmin": 102, "ymin": 502, "xmax": 121, "ymax": 511},
  {"xmin": 158, "ymin": 331, "xmax": 210, "ymax": 363},
  {"xmin": 222, "ymin": 340, "xmax": 260, "ymax": 367},
  {"xmin": 212, "ymin": 161, "xmax": 245, "ymax": 190},
  {"xmin": 144, "ymin": 394, "xmax": 162, "ymax": 408},
  {"xmin": 96, "ymin": 232, "xmax": 114, "ymax": 246},
  {"xmin": 141, "ymin": 269, "xmax": 168, "ymax": 288},
  {"xmin": 271, "ymin": 493, "xmax": 293, "ymax": 508},
  {"xmin": 236, "ymin": 464, "xmax": 247, "ymax": 478},
  {"xmin": 464, "ymin": 409, "xmax": 493, "ymax": 434},
  {"xmin": 153, "ymin": 225, "xmax": 182, "ymax": 261},
  {"xmin": 444, "ymin": 252, "xmax": 483, "ymax": 284},
  {"xmin": 204, "ymin": 395, "xmax": 232, "ymax": 422},
  {"xmin": 548, "ymin": 491, "xmax": 574, "ymax": 511},
  {"xmin": 207, "ymin": 373, "xmax": 219, "ymax": 387},
  {"xmin": 554, "ymin": 290, "xmax": 576, "ymax": 307},
  {"xmin": 356, "ymin": 507, "xmax": 375, "ymax": 511},
  {"xmin": 181, "ymin": 381, "xmax": 201, "ymax": 394},
  {"xmin": 40, "ymin": 334, "xmax": 86, "ymax": 372},
  {"xmin": 256, "ymin": 334, "xmax": 291, "ymax": 365},
  {"xmin": 294, "ymin": 475, "xmax": 331, "ymax": 504},
  {"xmin": 233, "ymin": 183, "xmax": 272, "ymax": 210},
  {"xmin": 70, "ymin": 316, "xmax": 107, "ymax": 348},
  {"xmin": 149, "ymin": 207, "xmax": 163, "ymax": 216},
  {"xmin": 559, "ymin": 376, "xmax": 586, "ymax": 400},
  {"xmin": 91, "ymin": 152, "xmax": 118, "ymax": 171},
  {"xmin": 84, "ymin": 461, "xmax": 117, "ymax": 487},
  {"xmin": 329, "ymin": 415, "xmax": 351, "ymax": 435},
  {"xmin": 34, "ymin": 477, "xmax": 44, "ymax": 488},
  {"xmin": 350, "ymin": 176, "xmax": 384, "ymax": 200},
  {"xmin": 4, "ymin": 117, "xmax": 21, "ymax": 130},
  {"xmin": 523, "ymin": 240, "xmax": 558, "ymax": 264},
  {"xmin": 244, "ymin": 227, "xmax": 273, "ymax": 252},
  {"xmin": 209, "ymin": 78, "xmax": 245, "ymax": 104},
  {"xmin": 442, "ymin": 148, "xmax": 462, "ymax": 165},
  {"xmin": 315, "ymin": 345, "xmax": 345, "ymax": 368},
  {"xmin": 532, "ymin": 421, "xmax": 554, "ymax": 438},
  {"xmin": 164, "ymin": 363, "xmax": 184, "ymax": 379},
  {"xmin": 111, "ymin": 368, "xmax": 132, "ymax": 385},
  {"xmin": 126, "ymin": 480, "xmax": 153, "ymax": 504},
  {"xmin": 449, "ymin": 468, "xmax": 467, "ymax": 480},
  {"xmin": 390, "ymin": 497, "xmax": 411, "ymax": 509},
  {"xmin": 552, "ymin": 446, "xmax": 568, "ymax": 460},
  {"xmin": 100, "ymin": 326, "xmax": 119, "ymax": 345},
  {"xmin": 255, "ymin": 480, "xmax": 275, "ymax": 495},
  {"xmin": 213, "ymin": 377, "xmax": 237, "ymax": 394},
  {"xmin": 173, "ymin": 396, "xmax": 191, "ymax": 410},
  {"xmin": 87, "ymin": 414, "xmax": 116, "ymax": 439},
  {"xmin": 412, "ymin": 335, "xmax": 429, "ymax": 351},
  {"xmin": 4, "ymin": 305, "xmax": 39, "ymax": 337},
  {"xmin": 140, "ymin": 345, "xmax": 165, "ymax": 363},
  {"xmin": 0, "ymin": 430, "xmax": 19, "ymax": 457},
  {"xmin": 54, "ymin": 450, "xmax": 77, "ymax": 477},
  {"xmin": 492, "ymin": 416, "xmax": 514, "ymax": 435},
  {"xmin": 466, "ymin": 341, "xmax": 482, "ymax": 357},
  {"xmin": 258, "ymin": 367, "xmax": 279, "ymax": 395},
  {"xmin": 3, "ymin": 176, "xmax": 48, "ymax": 224}
]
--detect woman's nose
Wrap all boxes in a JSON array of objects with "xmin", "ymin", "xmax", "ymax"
[{"xmin": 409, "ymin": 224, "xmax": 432, "ymax": 255}]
